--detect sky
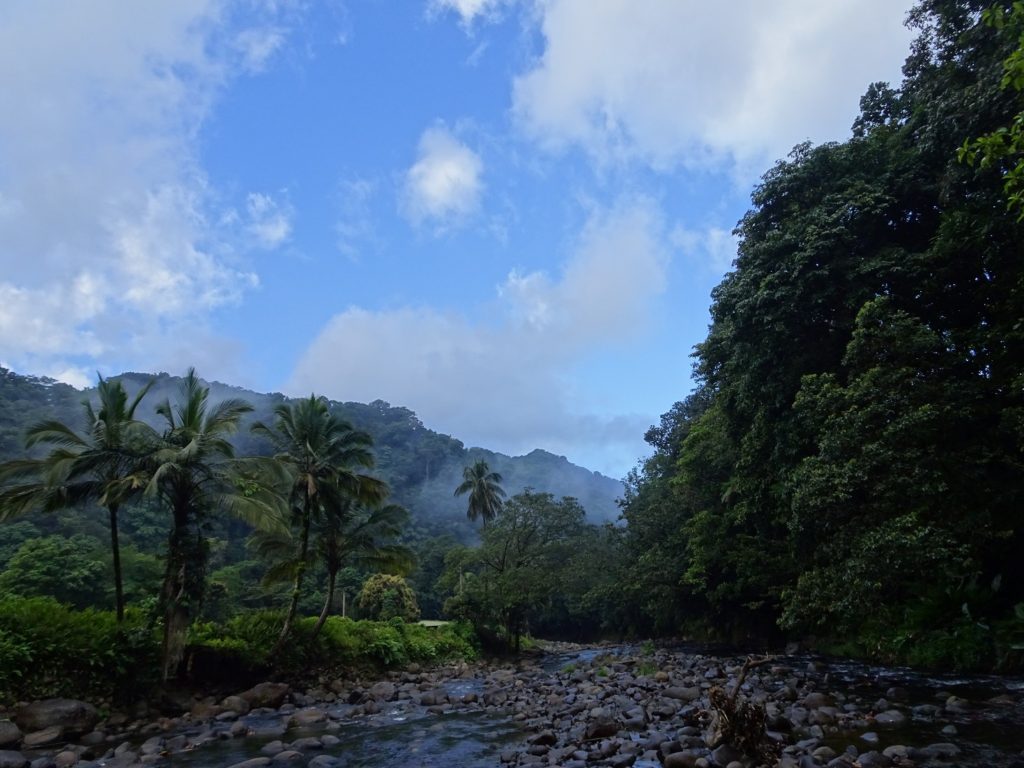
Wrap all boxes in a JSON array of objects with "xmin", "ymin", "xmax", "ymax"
[{"xmin": 0, "ymin": 0, "xmax": 917, "ymax": 477}]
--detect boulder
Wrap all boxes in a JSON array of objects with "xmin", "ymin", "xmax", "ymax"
[
  {"xmin": 0, "ymin": 724, "xmax": 20, "ymax": 749},
  {"xmin": 584, "ymin": 718, "xmax": 619, "ymax": 740},
  {"xmin": 15, "ymin": 701, "xmax": 98, "ymax": 737},
  {"xmin": 21, "ymin": 728, "xmax": 64, "ymax": 749},
  {"xmin": 0, "ymin": 753, "xmax": 27, "ymax": 768},
  {"xmin": 367, "ymin": 682, "xmax": 395, "ymax": 702},
  {"xmin": 663, "ymin": 752, "xmax": 699, "ymax": 768},
  {"xmin": 225, "ymin": 760, "xmax": 270, "ymax": 768},
  {"xmin": 874, "ymin": 710, "xmax": 906, "ymax": 727},
  {"xmin": 238, "ymin": 683, "xmax": 289, "ymax": 709},
  {"xmin": 219, "ymin": 696, "xmax": 250, "ymax": 715},
  {"xmin": 287, "ymin": 709, "xmax": 325, "ymax": 728}
]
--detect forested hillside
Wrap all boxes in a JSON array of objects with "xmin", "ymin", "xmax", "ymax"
[
  {"xmin": 0, "ymin": 366, "xmax": 623, "ymax": 624},
  {"xmin": 618, "ymin": 0, "xmax": 1024, "ymax": 668},
  {"xmin": 1, "ymin": 368, "xmax": 622, "ymax": 530}
]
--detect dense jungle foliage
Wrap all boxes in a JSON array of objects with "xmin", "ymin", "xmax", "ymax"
[{"xmin": 618, "ymin": 0, "xmax": 1024, "ymax": 670}]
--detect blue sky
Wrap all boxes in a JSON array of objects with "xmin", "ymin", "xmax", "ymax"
[{"xmin": 0, "ymin": 0, "xmax": 915, "ymax": 476}]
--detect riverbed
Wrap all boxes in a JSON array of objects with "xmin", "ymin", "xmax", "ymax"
[{"xmin": 9, "ymin": 645, "xmax": 1024, "ymax": 768}]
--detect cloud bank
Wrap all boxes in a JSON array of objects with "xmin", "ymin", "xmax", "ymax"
[
  {"xmin": 0, "ymin": 1, "xmax": 293, "ymax": 384},
  {"xmin": 512, "ymin": 0, "xmax": 914, "ymax": 172},
  {"xmin": 289, "ymin": 199, "xmax": 669, "ymax": 474}
]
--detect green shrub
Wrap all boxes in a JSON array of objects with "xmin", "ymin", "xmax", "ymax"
[
  {"xmin": 186, "ymin": 612, "xmax": 479, "ymax": 676},
  {"xmin": 0, "ymin": 596, "xmax": 159, "ymax": 703},
  {"xmin": 357, "ymin": 574, "xmax": 420, "ymax": 622}
]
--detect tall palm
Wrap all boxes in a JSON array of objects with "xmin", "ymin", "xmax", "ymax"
[
  {"xmin": 455, "ymin": 460, "xmax": 506, "ymax": 524},
  {"xmin": 148, "ymin": 368, "xmax": 285, "ymax": 681},
  {"xmin": 251, "ymin": 395, "xmax": 388, "ymax": 653},
  {"xmin": 0, "ymin": 376, "xmax": 155, "ymax": 621}
]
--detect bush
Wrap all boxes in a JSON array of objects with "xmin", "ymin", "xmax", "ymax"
[
  {"xmin": 0, "ymin": 596, "xmax": 159, "ymax": 703},
  {"xmin": 187, "ymin": 612, "xmax": 478, "ymax": 677},
  {"xmin": 356, "ymin": 574, "xmax": 420, "ymax": 622}
]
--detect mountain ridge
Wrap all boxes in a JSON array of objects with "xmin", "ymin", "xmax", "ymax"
[{"xmin": 0, "ymin": 366, "xmax": 624, "ymax": 535}]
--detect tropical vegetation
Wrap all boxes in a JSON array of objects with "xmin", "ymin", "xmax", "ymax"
[{"xmin": 1, "ymin": 0, "xmax": 1024, "ymax": 707}]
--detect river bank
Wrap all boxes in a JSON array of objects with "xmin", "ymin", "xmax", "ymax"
[{"xmin": 1, "ymin": 644, "xmax": 1022, "ymax": 768}]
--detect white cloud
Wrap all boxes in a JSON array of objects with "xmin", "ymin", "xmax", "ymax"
[
  {"xmin": 289, "ymin": 198, "xmax": 668, "ymax": 474},
  {"xmin": 672, "ymin": 224, "xmax": 738, "ymax": 273},
  {"xmin": 0, "ymin": 2, "xmax": 294, "ymax": 383},
  {"xmin": 234, "ymin": 26, "xmax": 286, "ymax": 73},
  {"xmin": 401, "ymin": 125, "xmax": 484, "ymax": 230},
  {"xmin": 512, "ymin": 0, "xmax": 915, "ymax": 173},
  {"xmin": 430, "ymin": 0, "xmax": 512, "ymax": 27},
  {"xmin": 245, "ymin": 191, "xmax": 294, "ymax": 249}
]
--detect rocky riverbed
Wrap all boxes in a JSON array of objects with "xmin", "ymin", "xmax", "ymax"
[{"xmin": 1, "ymin": 645, "xmax": 1022, "ymax": 768}]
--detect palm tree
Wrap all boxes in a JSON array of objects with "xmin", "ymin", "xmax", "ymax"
[
  {"xmin": 147, "ymin": 368, "xmax": 285, "ymax": 681},
  {"xmin": 251, "ymin": 395, "xmax": 387, "ymax": 653},
  {"xmin": 252, "ymin": 499, "xmax": 414, "ymax": 641},
  {"xmin": 454, "ymin": 460, "xmax": 506, "ymax": 524},
  {"xmin": 0, "ymin": 376, "xmax": 156, "ymax": 621},
  {"xmin": 311, "ymin": 500, "xmax": 413, "ymax": 639}
]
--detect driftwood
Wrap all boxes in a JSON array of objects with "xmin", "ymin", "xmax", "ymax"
[{"xmin": 702, "ymin": 656, "xmax": 781, "ymax": 764}]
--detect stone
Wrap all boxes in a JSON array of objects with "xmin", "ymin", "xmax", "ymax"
[
  {"xmin": 711, "ymin": 744, "xmax": 743, "ymax": 767},
  {"xmin": 663, "ymin": 687, "xmax": 701, "ymax": 702},
  {"xmin": 527, "ymin": 731, "xmax": 557, "ymax": 746},
  {"xmin": 584, "ymin": 718, "xmax": 619, "ymax": 740},
  {"xmin": 874, "ymin": 710, "xmax": 906, "ymax": 727},
  {"xmin": 0, "ymin": 753, "xmax": 27, "ymax": 768},
  {"xmin": 289, "ymin": 737, "xmax": 322, "ymax": 751},
  {"xmin": 856, "ymin": 751, "xmax": 890, "ymax": 767},
  {"xmin": 368, "ymin": 682, "xmax": 395, "ymax": 701},
  {"xmin": 306, "ymin": 757, "xmax": 338, "ymax": 768},
  {"xmin": 0, "ymin": 724, "xmax": 20, "ymax": 749},
  {"xmin": 225, "ymin": 760, "xmax": 271, "ymax": 768},
  {"xmin": 219, "ymin": 696, "xmax": 250, "ymax": 715},
  {"xmin": 272, "ymin": 751, "xmax": 304, "ymax": 763},
  {"xmin": 288, "ymin": 709, "xmax": 326, "ymax": 728},
  {"xmin": 881, "ymin": 745, "xmax": 908, "ymax": 760},
  {"xmin": 239, "ymin": 683, "xmax": 290, "ymax": 709},
  {"xmin": 22, "ymin": 728, "xmax": 64, "ymax": 749},
  {"xmin": 803, "ymin": 692, "xmax": 832, "ymax": 708},
  {"xmin": 16, "ymin": 701, "xmax": 98, "ymax": 737},
  {"xmin": 920, "ymin": 743, "xmax": 960, "ymax": 758},
  {"xmin": 53, "ymin": 752, "xmax": 77, "ymax": 768},
  {"xmin": 261, "ymin": 741, "xmax": 284, "ymax": 756}
]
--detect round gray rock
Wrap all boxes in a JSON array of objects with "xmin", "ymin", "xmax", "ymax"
[{"xmin": 15, "ymin": 701, "xmax": 97, "ymax": 737}]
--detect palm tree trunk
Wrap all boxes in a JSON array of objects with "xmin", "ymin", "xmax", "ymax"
[
  {"xmin": 310, "ymin": 567, "xmax": 337, "ymax": 641},
  {"xmin": 161, "ymin": 505, "xmax": 191, "ymax": 682},
  {"xmin": 108, "ymin": 503, "xmax": 125, "ymax": 623},
  {"xmin": 273, "ymin": 503, "xmax": 311, "ymax": 654}
]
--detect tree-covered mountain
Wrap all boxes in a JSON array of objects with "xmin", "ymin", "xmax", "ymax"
[{"xmin": 0, "ymin": 367, "xmax": 624, "ymax": 537}]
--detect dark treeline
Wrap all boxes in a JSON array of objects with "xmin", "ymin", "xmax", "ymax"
[{"xmin": 617, "ymin": 0, "xmax": 1024, "ymax": 669}]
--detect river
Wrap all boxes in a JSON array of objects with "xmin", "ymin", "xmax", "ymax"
[{"xmin": 122, "ymin": 645, "xmax": 1023, "ymax": 768}]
